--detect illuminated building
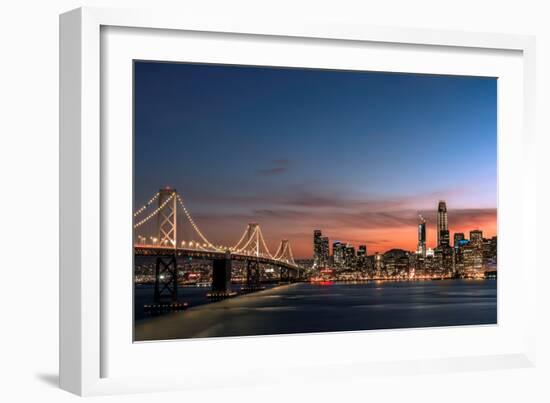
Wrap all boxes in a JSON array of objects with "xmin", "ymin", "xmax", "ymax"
[
  {"xmin": 439, "ymin": 229, "xmax": 450, "ymax": 247},
  {"xmin": 437, "ymin": 201, "xmax": 448, "ymax": 246},
  {"xmin": 383, "ymin": 249, "xmax": 410, "ymax": 277},
  {"xmin": 417, "ymin": 215, "xmax": 426, "ymax": 257},
  {"xmin": 470, "ymin": 229, "xmax": 483, "ymax": 245},
  {"xmin": 434, "ymin": 244, "xmax": 453, "ymax": 274},
  {"xmin": 365, "ymin": 255, "xmax": 375, "ymax": 277},
  {"xmin": 333, "ymin": 241, "xmax": 345, "ymax": 268},
  {"xmin": 344, "ymin": 244, "xmax": 356, "ymax": 268},
  {"xmin": 462, "ymin": 243, "xmax": 483, "ymax": 277},
  {"xmin": 374, "ymin": 252, "xmax": 383, "ymax": 277},
  {"xmin": 453, "ymin": 232, "xmax": 465, "ymax": 248},
  {"xmin": 321, "ymin": 236, "xmax": 329, "ymax": 267},
  {"xmin": 482, "ymin": 236, "xmax": 497, "ymax": 270},
  {"xmin": 462, "ymin": 231, "xmax": 485, "ymax": 277},
  {"xmin": 356, "ymin": 245, "xmax": 367, "ymax": 272},
  {"xmin": 454, "ymin": 238, "xmax": 470, "ymax": 276},
  {"xmin": 313, "ymin": 230, "xmax": 330, "ymax": 268}
]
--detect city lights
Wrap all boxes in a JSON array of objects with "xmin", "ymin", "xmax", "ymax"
[{"xmin": 309, "ymin": 200, "xmax": 497, "ymax": 281}]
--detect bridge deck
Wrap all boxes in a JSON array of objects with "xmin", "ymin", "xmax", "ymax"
[{"xmin": 134, "ymin": 245, "xmax": 299, "ymax": 271}]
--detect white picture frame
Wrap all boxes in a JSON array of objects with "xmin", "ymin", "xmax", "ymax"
[{"xmin": 60, "ymin": 6, "xmax": 537, "ymax": 396}]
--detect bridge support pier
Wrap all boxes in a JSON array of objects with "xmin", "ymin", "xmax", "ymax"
[
  {"xmin": 154, "ymin": 254, "xmax": 178, "ymax": 303},
  {"xmin": 211, "ymin": 252, "xmax": 233, "ymax": 295}
]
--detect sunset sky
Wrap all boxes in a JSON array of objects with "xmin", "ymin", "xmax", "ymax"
[{"xmin": 134, "ymin": 61, "xmax": 497, "ymax": 258}]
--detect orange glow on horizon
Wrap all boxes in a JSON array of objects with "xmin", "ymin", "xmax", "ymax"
[{"xmin": 287, "ymin": 216, "xmax": 497, "ymax": 259}]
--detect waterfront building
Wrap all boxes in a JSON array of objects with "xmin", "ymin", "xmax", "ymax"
[
  {"xmin": 437, "ymin": 201, "xmax": 448, "ymax": 247},
  {"xmin": 365, "ymin": 255, "xmax": 375, "ymax": 277},
  {"xmin": 320, "ymin": 236, "xmax": 329, "ymax": 267},
  {"xmin": 313, "ymin": 230, "xmax": 322, "ymax": 267},
  {"xmin": 462, "ymin": 232, "xmax": 486, "ymax": 277},
  {"xmin": 462, "ymin": 242, "xmax": 483, "ymax": 277},
  {"xmin": 344, "ymin": 244, "xmax": 356, "ymax": 268},
  {"xmin": 383, "ymin": 249, "xmax": 410, "ymax": 277},
  {"xmin": 454, "ymin": 239, "xmax": 469, "ymax": 276},
  {"xmin": 417, "ymin": 215, "xmax": 426, "ymax": 257},
  {"xmin": 482, "ymin": 236, "xmax": 497, "ymax": 270},
  {"xmin": 313, "ymin": 230, "xmax": 330, "ymax": 268},
  {"xmin": 434, "ymin": 244, "xmax": 453, "ymax": 275},
  {"xmin": 424, "ymin": 254, "xmax": 435, "ymax": 274},
  {"xmin": 374, "ymin": 252, "xmax": 384, "ymax": 277},
  {"xmin": 408, "ymin": 252, "xmax": 420, "ymax": 276},
  {"xmin": 333, "ymin": 241, "xmax": 346, "ymax": 268},
  {"xmin": 356, "ymin": 245, "xmax": 367, "ymax": 272}
]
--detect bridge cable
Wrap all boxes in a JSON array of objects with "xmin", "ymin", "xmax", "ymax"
[
  {"xmin": 133, "ymin": 192, "xmax": 160, "ymax": 217},
  {"xmin": 134, "ymin": 193, "xmax": 175, "ymax": 229},
  {"xmin": 176, "ymin": 194, "xmax": 221, "ymax": 252}
]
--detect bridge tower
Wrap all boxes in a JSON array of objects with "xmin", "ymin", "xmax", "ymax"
[
  {"xmin": 157, "ymin": 187, "xmax": 177, "ymax": 248},
  {"xmin": 242, "ymin": 223, "xmax": 261, "ymax": 289},
  {"xmin": 276, "ymin": 239, "xmax": 296, "ymax": 282},
  {"xmin": 154, "ymin": 187, "xmax": 178, "ymax": 303},
  {"xmin": 244, "ymin": 223, "xmax": 260, "ymax": 256}
]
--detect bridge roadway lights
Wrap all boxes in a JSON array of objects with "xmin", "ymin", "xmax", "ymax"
[
  {"xmin": 208, "ymin": 252, "xmax": 237, "ymax": 301},
  {"xmin": 154, "ymin": 254, "xmax": 178, "ymax": 303}
]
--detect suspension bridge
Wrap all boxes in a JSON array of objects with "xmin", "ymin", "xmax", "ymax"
[{"xmin": 134, "ymin": 187, "xmax": 301, "ymax": 303}]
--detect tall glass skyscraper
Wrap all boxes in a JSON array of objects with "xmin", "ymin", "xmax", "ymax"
[
  {"xmin": 333, "ymin": 241, "xmax": 345, "ymax": 268},
  {"xmin": 437, "ymin": 201, "xmax": 448, "ymax": 247},
  {"xmin": 417, "ymin": 215, "xmax": 426, "ymax": 257},
  {"xmin": 313, "ymin": 230, "xmax": 329, "ymax": 268}
]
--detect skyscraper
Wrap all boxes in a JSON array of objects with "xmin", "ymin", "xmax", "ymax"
[
  {"xmin": 437, "ymin": 201, "xmax": 448, "ymax": 247},
  {"xmin": 344, "ymin": 244, "xmax": 356, "ymax": 268},
  {"xmin": 417, "ymin": 214, "xmax": 426, "ymax": 257},
  {"xmin": 320, "ymin": 236, "xmax": 329, "ymax": 267},
  {"xmin": 357, "ymin": 245, "xmax": 367, "ymax": 257},
  {"xmin": 439, "ymin": 229, "xmax": 450, "ymax": 247},
  {"xmin": 469, "ymin": 229, "xmax": 483, "ymax": 245},
  {"xmin": 313, "ymin": 230, "xmax": 323, "ymax": 268},
  {"xmin": 313, "ymin": 230, "xmax": 330, "ymax": 268},
  {"xmin": 333, "ymin": 241, "xmax": 345, "ymax": 268},
  {"xmin": 454, "ymin": 232, "xmax": 465, "ymax": 248}
]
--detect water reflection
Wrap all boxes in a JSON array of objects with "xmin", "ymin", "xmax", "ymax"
[{"xmin": 135, "ymin": 279, "xmax": 497, "ymax": 341}]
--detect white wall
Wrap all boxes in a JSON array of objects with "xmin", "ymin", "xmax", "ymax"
[{"xmin": 0, "ymin": 0, "xmax": 548, "ymax": 402}]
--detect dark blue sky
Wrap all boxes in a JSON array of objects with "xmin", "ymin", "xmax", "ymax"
[{"xmin": 134, "ymin": 61, "xmax": 497, "ymax": 257}]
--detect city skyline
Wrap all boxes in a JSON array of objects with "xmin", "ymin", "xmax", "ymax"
[
  {"xmin": 310, "ymin": 199, "xmax": 494, "ymax": 261},
  {"xmin": 134, "ymin": 61, "xmax": 497, "ymax": 258}
]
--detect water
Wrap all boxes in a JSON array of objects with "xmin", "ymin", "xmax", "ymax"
[
  {"xmin": 134, "ymin": 279, "xmax": 497, "ymax": 341},
  {"xmin": 135, "ymin": 283, "xmax": 279, "ymax": 321}
]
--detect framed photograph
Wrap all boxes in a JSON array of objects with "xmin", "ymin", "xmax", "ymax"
[{"xmin": 60, "ymin": 7, "xmax": 537, "ymax": 396}]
